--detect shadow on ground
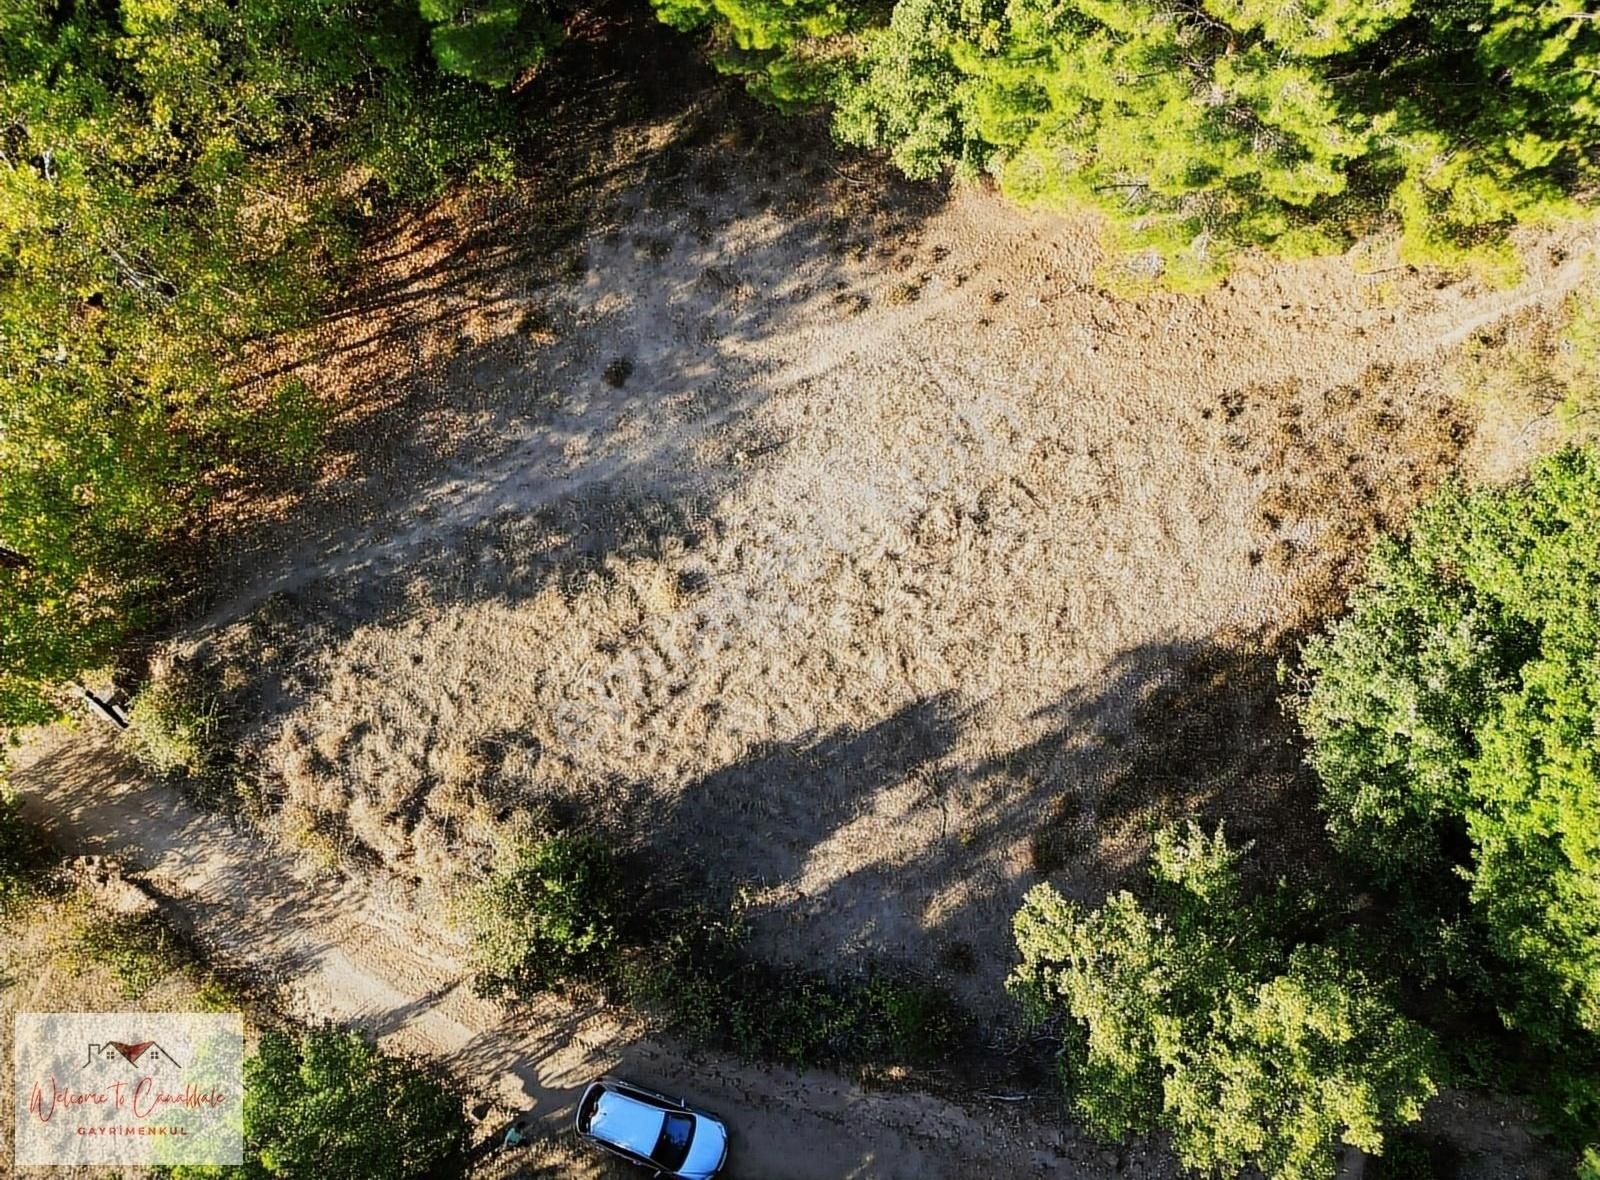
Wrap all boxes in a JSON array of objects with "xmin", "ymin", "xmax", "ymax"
[
  {"xmin": 176, "ymin": 0, "xmax": 949, "ymax": 779},
  {"xmin": 628, "ymin": 623, "xmax": 1330, "ymax": 1024}
]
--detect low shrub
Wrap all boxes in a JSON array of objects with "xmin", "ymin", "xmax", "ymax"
[
  {"xmin": 62, "ymin": 909, "xmax": 188, "ymax": 1001},
  {"xmin": 617, "ymin": 904, "xmax": 963, "ymax": 1071},
  {"xmin": 464, "ymin": 846, "xmax": 966, "ymax": 1072},
  {"xmin": 0, "ymin": 791, "xmax": 51, "ymax": 912},
  {"xmin": 127, "ymin": 676, "xmax": 227, "ymax": 783},
  {"xmin": 466, "ymin": 833, "xmax": 625, "ymax": 997}
]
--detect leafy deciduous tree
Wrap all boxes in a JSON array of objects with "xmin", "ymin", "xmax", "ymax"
[
  {"xmin": 1011, "ymin": 824, "xmax": 1438, "ymax": 1180},
  {"xmin": 1297, "ymin": 445, "xmax": 1600, "ymax": 1140}
]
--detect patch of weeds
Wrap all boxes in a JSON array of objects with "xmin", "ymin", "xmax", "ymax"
[
  {"xmin": 280, "ymin": 803, "xmax": 350, "ymax": 873},
  {"xmin": 192, "ymin": 970, "xmax": 255, "ymax": 1013},
  {"xmin": 886, "ymin": 279, "xmax": 924, "ymax": 305},
  {"xmin": 602, "ymin": 357, "xmax": 634, "ymax": 388},
  {"xmin": 127, "ymin": 681, "xmax": 220, "ymax": 777},
  {"xmin": 617, "ymin": 905, "xmax": 965, "ymax": 1072},
  {"xmin": 241, "ymin": 377, "xmax": 328, "ymax": 474},
  {"xmin": 464, "ymin": 842, "xmax": 969, "ymax": 1074},
  {"xmin": 49, "ymin": 886, "xmax": 260, "ymax": 1012},
  {"xmin": 1455, "ymin": 280, "xmax": 1600, "ymax": 439},
  {"xmin": 1216, "ymin": 365, "xmax": 1471, "ymax": 623},
  {"xmin": 466, "ymin": 833, "xmax": 624, "ymax": 997},
  {"xmin": 64, "ymin": 910, "xmax": 186, "ymax": 1001},
  {"xmin": 0, "ymin": 792, "xmax": 54, "ymax": 913},
  {"xmin": 125, "ymin": 663, "xmax": 237, "ymax": 806}
]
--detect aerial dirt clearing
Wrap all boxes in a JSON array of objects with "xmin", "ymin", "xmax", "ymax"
[
  {"xmin": 10, "ymin": 8, "xmax": 1593, "ymax": 1179},
  {"xmin": 176, "ymin": 33, "xmax": 1588, "ymax": 1020}
]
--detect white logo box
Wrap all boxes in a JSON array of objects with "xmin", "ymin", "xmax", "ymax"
[{"xmin": 13, "ymin": 1012, "xmax": 244, "ymax": 1166}]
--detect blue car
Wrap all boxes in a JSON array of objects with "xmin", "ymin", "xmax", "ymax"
[{"xmin": 575, "ymin": 1076, "xmax": 730, "ymax": 1179}]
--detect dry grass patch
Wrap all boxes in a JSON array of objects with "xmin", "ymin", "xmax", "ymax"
[
  {"xmin": 1028, "ymin": 626, "xmax": 1316, "ymax": 882},
  {"xmin": 138, "ymin": 2, "xmax": 1595, "ymax": 1033},
  {"xmin": 1209, "ymin": 360, "xmax": 1475, "ymax": 624}
]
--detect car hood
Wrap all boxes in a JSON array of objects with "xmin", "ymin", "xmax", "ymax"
[{"xmin": 679, "ymin": 1116, "xmax": 728, "ymax": 1178}]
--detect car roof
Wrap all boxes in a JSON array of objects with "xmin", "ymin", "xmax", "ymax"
[{"xmin": 589, "ymin": 1088, "xmax": 670, "ymax": 1160}]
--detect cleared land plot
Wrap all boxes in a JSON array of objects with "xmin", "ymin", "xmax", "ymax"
[{"xmin": 167, "ymin": 10, "xmax": 1598, "ymax": 1026}]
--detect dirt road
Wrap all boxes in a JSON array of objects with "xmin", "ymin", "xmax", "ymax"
[{"xmin": 13, "ymin": 726, "xmax": 1141, "ymax": 1180}]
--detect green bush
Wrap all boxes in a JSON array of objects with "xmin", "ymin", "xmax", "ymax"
[
  {"xmin": 421, "ymin": 0, "xmax": 563, "ymax": 87},
  {"xmin": 466, "ymin": 833, "xmax": 625, "ymax": 996},
  {"xmin": 620, "ymin": 906, "xmax": 963, "ymax": 1070},
  {"xmin": 232, "ymin": 1029, "xmax": 466, "ymax": 1180},
  {"xmin": 127, "ymin": 678, "xmax": 226, "ymax": 782},
  {"xmin": 65, "ymin": 910, "xmax": 186, "ymax": 1001},
  {"xmin": 1296, "ymin": 446, "xmax": 1600, "ymax": 1138},
  {"xmin": 467, "ymin": 862, "xmax": 965, "ymax": 1072},
  {"xmin": 1011, "ymin": 823, "xmax": 1438, "ymax": 1180},
  {"xmin": 230, "ymin": 380, "xmax": 332, "ymax": 477},
  {"xmin": 1579, "ymin": 1145, "xmax": 1600, "ymax": 1180},
  {"xmin": 0, "ymin": 789, "xmax": 50, "ymax": 912}
]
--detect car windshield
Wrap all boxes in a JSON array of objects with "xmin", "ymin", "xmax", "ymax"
[
  {"xmin": 576, "ymin": 1085, "xmax": 603, "ymax": 1133},
  {"xmin": 651, "ymin": 1112, "xmax": 694, "ymax": 1172}
]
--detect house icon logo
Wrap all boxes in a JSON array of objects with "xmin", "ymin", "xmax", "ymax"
[{"xmin": 80, "ymin": 1040, "xmax": 183, "ymax": 1073}]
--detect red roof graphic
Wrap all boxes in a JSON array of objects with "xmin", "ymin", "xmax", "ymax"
[{"xmin": 107, "ymin": 1041, "xmax": 157, "ymax": 1066}]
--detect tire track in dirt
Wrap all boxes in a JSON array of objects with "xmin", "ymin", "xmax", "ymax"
[{"xmin": 12, "ymin": 726, "xmax": 1139, "ymax": 1180}]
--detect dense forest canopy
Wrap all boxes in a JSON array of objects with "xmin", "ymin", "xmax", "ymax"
[{"xmin": 670, "ymin": 0, "xmax": 1600, "ymax": 285}]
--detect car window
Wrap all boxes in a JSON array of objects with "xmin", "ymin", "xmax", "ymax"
[
  {"xmin": 576, "ymin": 1086, "xmax": 603, "ymax": 1133},
  {"xmin": 651, "ymin": 1112, "xmax": 694, "ymax": 1172}
]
